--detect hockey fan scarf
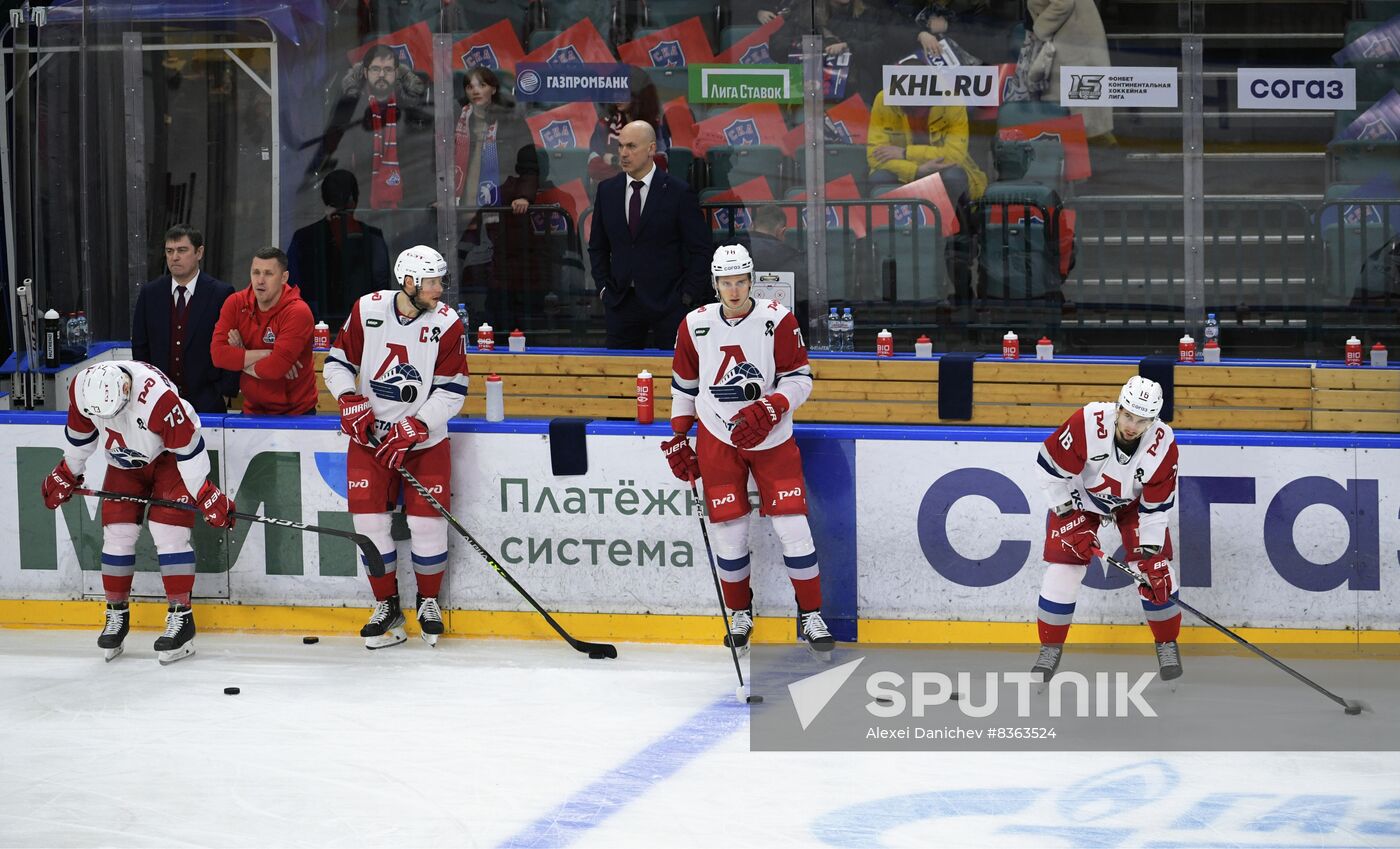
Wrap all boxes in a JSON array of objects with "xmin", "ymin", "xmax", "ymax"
[
  {"xmin": 452, "ymin": 106, "xmax": 501, "ymax": 206},
  {"xmin": 368, "ymin": 96, "xmax": 403, "ymax": 210}
]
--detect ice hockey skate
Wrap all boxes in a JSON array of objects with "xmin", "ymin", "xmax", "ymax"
[
  {"xmin": 416, "ymin": 595, "xmax": 443, "ymax": 647},
  {"xmin": 1155, "ymin": 640, "xmax": 1183, "ymax": 686},
  {"xmin": 154, "ymin": 604, "xmax": 195, "ymax": 665},
  {"xmin": 97, "ymin": 601, "xmax": 130, "ymax": 662},
  {"xmin": 799, "ymin": 609, "xmax": 834, "ymax": 661},
  {"xmin": 361, "ymin": 595, "xmax": 406, "ymax": 649},
  {"xmin": 1032, "ymin": 644, "xmax": 1063, "ymax": 691},
  {"xmin": 723, "ymin": 607, "xmax": 753, "ymax": 656}
]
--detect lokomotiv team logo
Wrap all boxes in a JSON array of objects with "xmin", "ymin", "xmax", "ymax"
[
  {"xmin": 723, "ymin": 117, "xmax": 761, "ymax": 146},
  {"xmin": 370, "ymin": 363, "xmax": 423, "ymax": 404},
  {"xmin": 710, "ymin": 361, "xmax": 764, "ymax": 403},
  {"xmin": 540, "ymin": 119, "xmax": 577, "ymax": 148},
  {"xmin": 461, "ymin": 45, "xmax": 499, "ymax": 70},
  {"xmin": 648, "ymin": 40, "xmax": 685, "ymax": 67},
  {"xmin": 107, "ymin": 446, "xmax": 150, "ymax": 469},
  {"xmin": 546, "ymin": 45, "xmax": 584, "ymax": 65}
]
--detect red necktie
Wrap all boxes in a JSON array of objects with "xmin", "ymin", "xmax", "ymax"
[{"xmin": 628, "ymin": 180, "xmax": 644, "ymax": 238}]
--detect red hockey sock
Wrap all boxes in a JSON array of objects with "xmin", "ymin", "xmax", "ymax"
[
  {"xmin": 790, "ymin": 575, "xmax": 822, "ymax": 612},
  {"xmin": 1038, "ymin": 620, "xmax": 1071, "ymax": 645},
  {"xmin": 1148, "ymin": 613, "xmax": 1182, "ymax": 642},
  {"xmin": 414, "ymin": 571, "xmax": 443, "ymax": 599},
  {"xmin": 720, "ymin": 578, "xmax": 752, "ymax": 611},
  {"xmin": 102, "ymin": 574, "xmax": 133, "ymax": 603},
  {"xmin": 161, "ymin": 574, "xmax": 194, "ymax": 605},
  {"xmin": 369, "ymin": 573, "xmax": 399, "ymax": 602}
]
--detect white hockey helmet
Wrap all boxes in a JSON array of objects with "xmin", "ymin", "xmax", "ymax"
[
  {"xmin": 394, "ymin": 244, "xmax": 448, "ymax": 291},
  {"xmin": 1118, "ymin": 375, "xmax": 1164, "ymax": 420},
  {"xmin": 74, "ymin": 362, "xmax": 132, "ymax": 419},
  {"xmin": 711, "ymin": 243, "xmax": 753, "ymax": 285}
]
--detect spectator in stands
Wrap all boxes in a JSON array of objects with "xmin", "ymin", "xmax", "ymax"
[
  {"xmin": 131, "ymin": 224, "xmax": 238, "ymax": 414},
  {"xmin": 1028, "ymin": 0, "xmax": 1114, "ymax": 141},
  {"xmin": 589, "ymin": 71, "xmax": 664, "ymax": 184},
  {"xmin": 771, "ymin": 0, "xmax": 909, "ymax": 101},
  {"xmin": 746, "ymin": 205, "xmax": 809, "ymax": 328},
  {"xmin": 313, "ymin": 45, "xmax": 434, "ymax": 211},
  {"xmin": 453, "ymin": 66, "xmax": 540, "ymax": 331},
  {"xmin": 210, "ymin": 247, "xmax": 318, "ymax": 416},
  {"xmin": 588, "ymin": 120, "xmax": 711, "ymax": 349},
  {"xmin": 287, "ymin": 169, "xmax": 394, "ymax": 329},
  {"xmin": 867, "ymin": 90, "xmax": 987, "ymax": 301},
  {"xmin": 896, "ymin": 1, "xmax": 1010, "ymax": 67}
]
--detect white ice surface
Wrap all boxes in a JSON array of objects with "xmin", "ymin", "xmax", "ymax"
[{"xmin": 1, "ymin": 629, "xmax": 1398, "ymax": 849}]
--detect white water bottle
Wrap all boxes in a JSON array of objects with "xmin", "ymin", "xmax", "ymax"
[{"xmin": 485, "ymin": 373, "xmax": 504, "ymax": 421}]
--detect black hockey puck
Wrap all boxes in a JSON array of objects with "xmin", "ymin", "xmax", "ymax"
[
  {"xmin": 1345, "ymin": 704, "xmax": 1362, "ymax": 715},
  {"xmin": 874, "ymin": 697, "xmax": 894, "ymax": 707},
  {"xmin": 951, "ymin": 691, "xmax": 961, "ymax": 701},
  {"xmin": 747, "ymin": 695, "xmax": 765, "ymax": 704},
  {"xmin": 224, "ymin": 687, "xmax": 240, "ymax": 695},
  {"xmin": 588, "ymin": 649, "xmax": 608, "ymax": 659},
  {"xmin": 302, "ymin": 636, "xmax": 319, "ymax": 644}
]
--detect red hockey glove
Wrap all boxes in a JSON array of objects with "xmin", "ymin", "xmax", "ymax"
[
  {"xmin": 729, "ymin": 394, "xmax": 790, "ymax": 449},
  {"xmin": 660, "ymin": 433, "xmax": 701, "ymax": 482},
  {"xmin": 375, "ymin": 417, "xmax": 428, "ymax": 470},
  {"xmin": 1136, "ymin": 551, "xmax": 1174, "ymax": 606},
  {"xmin": 41, "ymin": 460, "xmax": 82, "ymax": 510},
  {"xmin": 337, "ymin": 393, "xmax": 375, "ymax": 445},
  {"xmin": 1051, "ymin": 509, "xmax": 1102, "ymax": 562},
  {"xmin": 197, "ymin": 480, "xmax": 236, "ymax": 529}
]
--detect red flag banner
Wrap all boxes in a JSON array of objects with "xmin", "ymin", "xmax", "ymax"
[
  {"xmin": 715, "ymin": 16, "xmax": 785, "ymax": 64},
  {"xmin": 531, "ymin": 178, "xmax": 593, "ymax": 238},
  {"xmin": 526, "ymin": 102, "xmax": 599, "ymax": 149},
  {"xmin": 780, "ymin": 94, "xmax": 869, "ymax": 153},
  {"xmin": 998, "ymin": 112, "xmax": 1092, "ymax": 182},
  {"xmin": 872, "ymin": 172, "xmax": 959, "ymax": 236},
  {"xmin": 662, "ymin": 96, "xmax": 698, "ymax": 149},
  {"xmin": 347, "ymin": 21, "xmax": 434, "ymax": 78},
  {"xmin": 618, "ymin": 17, "xmax": 715, "ymax": 67},
  {"xmin": 452, "ymin": 20, "xmax": 526, "ymax": 74},
  {"xmin": 789, "ymin": 174, "xmax": 867, "ymax": 239},
  {"xmin": 524, "ymin": 19, "xmax": 616, "ymax": 65},
  {"xmin": 693, "ymin": 102, "xmax": 792, "ymax": 156},
  {"xmin": 706, "ymin": 176, "xmax": 776, "ymax": 232}
]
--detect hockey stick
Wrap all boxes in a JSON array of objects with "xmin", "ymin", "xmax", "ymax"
[
  {"xmin": 76, "ymin": 487, "xmax": 388, "ymax": 577},
  {"xmin": 1093, "ymin": 548, "xmax": 1367, "ymax": 715},
  {"xmin": 394, "ymin": 467, "xmax": 618, "ymax": 660},
  {"xmin": 690, "ymin": 479, "xmax": 761, "ymax": 705}
]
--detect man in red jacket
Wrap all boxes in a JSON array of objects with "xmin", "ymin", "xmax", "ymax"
[{"xmin": 211, "ymin": 247, "xmax": 318, "ymax": 415}]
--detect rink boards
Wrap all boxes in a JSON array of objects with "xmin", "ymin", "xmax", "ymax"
[{"xmin": 1, "ymin": 413, "xmax": 1397, "ymax": 641}]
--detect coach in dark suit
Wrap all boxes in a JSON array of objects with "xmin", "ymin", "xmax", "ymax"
[
  {"xmin": 131, "ymin": 224, "xmax": 238, "ymax": 413},
  {"xmin": 588, "ymin": 120, "xmax": 711, "ymax": 349}
]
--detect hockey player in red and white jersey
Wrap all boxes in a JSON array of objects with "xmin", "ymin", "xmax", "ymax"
[
  {"xmin": 322, "ymin": 245, "xmax": 469, "ymax": 649},
  {"xmin": 1033, "ymin": 376, "xmax": 1182, "ymax": 682},
  {"xmin": 662, "ymin": 244, "xmax": 833, "ymax": 658},
  {"xmin": 41, "ymin": 360, "xmax": 237, "ymax": 663}
]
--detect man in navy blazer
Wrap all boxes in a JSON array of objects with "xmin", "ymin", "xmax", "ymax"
[
  {"xmin": 588, "ymin": 121, "xmax": 711, "ymax": 349},
  {"xmin": 131, "ymin": 224, "xmax": 239, "ymax": 414}
]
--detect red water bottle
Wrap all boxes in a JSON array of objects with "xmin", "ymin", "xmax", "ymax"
[
  {"xmin": 313, "ymin": 320, "xmax": 330, "ymax": 350},
  {"xmin": 1345, "ymin": 335, "xmax": 1362, "ymax": 366},
  {"xmin": 477, "ymin": 322, "xmax": 495, "ymax": 351},
  {"xmin": 1179, "ymin": 333, "xmax": 1196, "ymax": 363},
  {"xmin": 876, "ymin": 329, "xmax": 894, "ymax": 357},
  {"xmin": 636, "ymin": 369, "xmax": 654, "ymax": 424},
  {"xmin": 1002, "ymin": 331, "xmax": 1019, "ymax": 360}
]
